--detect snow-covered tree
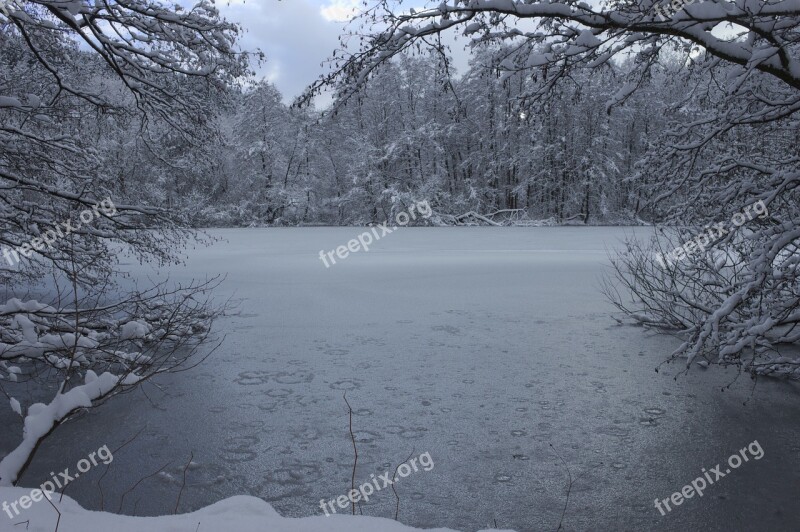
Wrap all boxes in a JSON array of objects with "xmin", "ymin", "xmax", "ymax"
[{"xmin": 0, "ymin": 0, "xmax": 249, "ymax": 485}]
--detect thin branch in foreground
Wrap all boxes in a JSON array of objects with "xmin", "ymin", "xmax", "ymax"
[
  {"xmin": 549, "ymin": 443, "xmax": 573, "ymax": 532},
  {"xmin": 44, "ymin": 490, "xmax": 61, "ymax": 532},
  {"xmin": 98, "ymin": 426, "xmax": 146, "ymax": 511},
  {"xmin": 392, "ymin": 449, "xmax": 416, "ymax": 521},
  {"xmin": 175, "ymin": 451, "xmax": 194, "ymax": 514},
  {"xmin": 118, "ymin": 460, "xmax": 173, "ymax": 513},
  {"xmin": 343, "ymin": 392, "xmax": 357, "ymax": 516}
]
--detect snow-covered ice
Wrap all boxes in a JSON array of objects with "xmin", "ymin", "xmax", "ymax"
[{"xmin": 2, "ymin": 228, "xmax": 799, "ymax": 531}]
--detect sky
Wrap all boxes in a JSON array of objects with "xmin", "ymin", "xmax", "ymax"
[
  {"xmin": 217, "ymin": 0, "xmax": 472, "ymax": 104},
  {"xmin": 217, "ymin": 0, "xmax": 372, "ymax": 102}
]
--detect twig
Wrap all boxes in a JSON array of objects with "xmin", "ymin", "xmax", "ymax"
[
  {"xmin": 391, "ymin": 449, "xmax": 416, "ymax": 520},
  {"xmin": 175, "ymin": 451, "xmax": 194, "ymax": 514},
  {"xmin": 343, "ymin": 392, "xmax": 357, "ymax": 515},
  {"xmin": 98, "ymin": 426, "xmax": 146, "ymax": 510},
  {"xmin": 549, "ymin": 443, "xmax": 573, "ymax": 532},
  {"xmin": 44, "ymin": 491, "xmax": 61, "ymax": 532},
  {"xmin": 118, "ymin": 460, "xmax": 173, "ymax": 513}
]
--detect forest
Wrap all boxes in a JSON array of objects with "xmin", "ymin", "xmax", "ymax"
[{"xmin": 2, "ymin": 22, "xmax": 725, "ymax": 228}]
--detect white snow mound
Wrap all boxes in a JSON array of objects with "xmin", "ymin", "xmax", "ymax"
[
  {"xmin": 0, "ymin": 487, "xmax": 515, "ymax": 532},
  {"xmin": 119, "ymin": 320, "xmax": 150, "ymax": 340}
]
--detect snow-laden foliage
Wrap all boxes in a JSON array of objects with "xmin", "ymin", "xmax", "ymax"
[{"xmin": 0, "ymin": 1, "xmax": 249, "ymax": 485}]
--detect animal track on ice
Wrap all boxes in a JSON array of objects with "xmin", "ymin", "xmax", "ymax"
[
  {"xmin": 432, "ymin": 325, "xmax": 461, "ymax": 335},
  {"xmin": 256, "ymin": 400, "xmax": 281, "ymax": 413},
  {"xmin": 263, "ymin": 388, "xmax": 293, "ymax": 398},
  {"xmin": 329, "ymin": 378, "xmax": 362, "ymax": 391},
  {"xmin": 386, "ymin": 425, "xmax": 428, "ymax": 439},
  {"xmin": 234, "ymin": 369, "xmax": 313, "ymax": 386},
  {"xmin": 289, "ymin": 426, "xmax": 321, "ymax": 443},
  {"xmin": 273, "ymin": 370, "xmax": 314, "ymax": 384},
  {"xmin": 352, "ymin": 430, "xmax": 383, "ymax": 444},
  {"xmin": 234, "ymin": 370, "xmax": 270, "ymax": 385},
  {"xmin": 221, "ymin": 435, "xmax": 259, "ymax": 463},
  {"xmin": 640, "ymin": 407, "xmax": 665, "ymax": 426},
  {"xmin": 265, "ymin": 463, "xmax": 322, "ymax": 486}
]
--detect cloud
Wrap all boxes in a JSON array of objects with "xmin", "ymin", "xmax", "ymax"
[
  {"xmin": 320, "ymin": 0, "xmax": 360, "ymax": 22},
  {"xmin": 217, "ymin": 0, "xmax": 472, "ymax": 105},
  {"xmin": 219, "ymin": 0, "xmax": 349, "ymax": 102}
]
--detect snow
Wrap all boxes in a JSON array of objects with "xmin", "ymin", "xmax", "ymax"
[
  {"xmin": 0, "ymin": 372, "xmax": 120, "ymax": 486},
  {"xmin": 0, "ymin": 298, "xmax": 56, "ymax": 314},
  {"xmin": 0, "ymin": 487, "xmax": 509, "ymax": 532},
  {"xmin": 120, "ymin": 373, "xmax": 144, "ymax": 386},
  {"xmin": 119, "ymin": 320, "xmax": 151, "ymax": 340},
  {"xmin": 606, "ymin": 82, "xmax": 637, "ymax": 111},
  {"xmin": 9, "ymin": 398, "xmax": 21, "ymax": 416},
  {"xmin": 1, "ymin": 333, "xmax": 97, "ymax": 361},
  {"xmin": 12, "ymin": 315, "xmax": 37, "ymax": 343},
  {"xmin": 464, "ymin": 22, "xmax": 482, "ymax": 34},
  {"xmin": 574, "ymin": 30, "xmax": 601, "ymax": 48},
  {"xmin": 0, "ymin": 300, "xmax": 103, "ymax": 363}
]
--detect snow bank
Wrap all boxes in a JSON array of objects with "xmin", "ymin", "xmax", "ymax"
[{"xmin": 0, "ymin": 487, "xmax": 513, "ymax": 532}]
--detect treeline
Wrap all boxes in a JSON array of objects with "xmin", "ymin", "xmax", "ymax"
[
  {"xmin": 0, "ymin": 27, "xmax": 727, "ymax": 226},
  {"xmin": 189, "ymin": 49, "xmax": 704, "ymax": 226}
]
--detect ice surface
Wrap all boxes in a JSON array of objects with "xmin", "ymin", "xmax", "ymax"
[{"xmin": 2, "ymin": 228, "xmax": 799, "ymax": 531}]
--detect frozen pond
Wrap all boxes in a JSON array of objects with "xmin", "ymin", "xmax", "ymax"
[{"xmin": 6, "ymin": 227, "xmax": 800, "ymax": 531}]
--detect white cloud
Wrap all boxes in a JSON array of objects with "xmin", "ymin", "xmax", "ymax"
[{"xmin": 320, "ymin": 0, "xmax": 360, "ymax": 22}]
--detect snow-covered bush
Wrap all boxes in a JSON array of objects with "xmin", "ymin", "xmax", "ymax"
[{"xmin": 602, "ymin": 224, "xmax": 800, "ymax": 378}]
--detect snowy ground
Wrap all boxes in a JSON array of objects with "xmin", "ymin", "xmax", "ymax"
[{"xmin": 2, "ymin": 227, "xmax": 799, "ymax": 531}]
